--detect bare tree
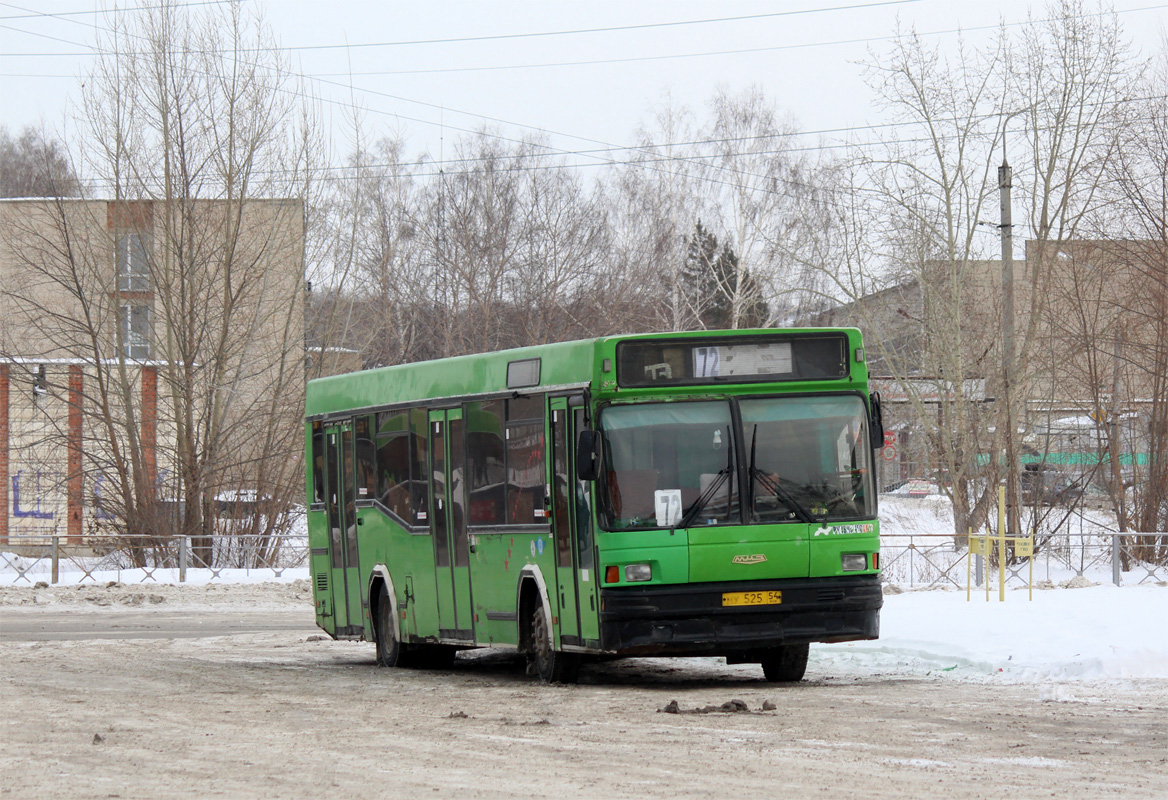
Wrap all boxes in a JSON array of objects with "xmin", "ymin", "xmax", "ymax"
[
  {"xmin": 511, "ymin": 149, "xmax": 610, "ymax": 344},
  {"xmin": 610, "ymin": 97, "xmax": 705, "ymax": 332},
  {"xmin": 1, "ymin": 1, "xmax": 315, "ymax": 567},
  {"xmin": 700, "ymin": 88, "xmax": 811, "ymax": 327},
  {"xmin": 1068, "ymin": 43, "xmax": 1168, "ymax": 561},
  {"xmin": 842, "ymin": 26, "xmax": 1008, "ymax": 539}
]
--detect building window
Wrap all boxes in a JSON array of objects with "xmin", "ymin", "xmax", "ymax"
[
  {"xmin": 116, "ymin": 232, "xmax": 150, "ymax": 292},
  {"xmin": 120, "ymin": 303, "xmax": 151, "ymax": 359}
]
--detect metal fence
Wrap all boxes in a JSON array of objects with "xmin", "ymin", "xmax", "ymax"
[
  {"xmin": 0, "ymin": 532, "xmax": 309, "ymax": 585},
  {"xmin": 880, "ymin": 532, "xmax": 1168, "ymax": 590},
  {"xmin": 3, "ymin": 529, "xmax": 1165, "ymax": 589}
]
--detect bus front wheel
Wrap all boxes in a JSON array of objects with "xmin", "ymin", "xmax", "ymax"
[
  {"xmin": 374, "ymin": 583, "xmax": 404, "ymax": 668},
  {"xmin": 761, "ymin": 643, "xmax": 809, "ymax": 682},
  {"xmin": 528, "ymin": 600, "xmax": 580, "ymax": 684}
]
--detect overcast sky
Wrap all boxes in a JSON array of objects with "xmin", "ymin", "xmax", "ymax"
[{"xmin": 2, "ymin": 0, "xmax": 1165, "ymax": 167}]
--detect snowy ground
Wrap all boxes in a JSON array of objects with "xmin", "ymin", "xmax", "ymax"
[
  {"xmin": 4, "ymin": 589, "xmax": 1167, "ymax": 800},
  {"xmin": 3, "ymin": 576, "xmax": 1165, "ymax": 689}
]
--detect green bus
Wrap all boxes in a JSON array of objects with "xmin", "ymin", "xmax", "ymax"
[{"xmin": 305, "ymin": 329, "xmax": 884, "ymax": 683}]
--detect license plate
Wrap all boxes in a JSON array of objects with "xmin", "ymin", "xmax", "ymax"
[{"xmin": 721, "ymin": 590, "xmax": 782, "ymax": 607}]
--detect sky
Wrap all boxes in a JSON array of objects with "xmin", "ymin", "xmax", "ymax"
[{"xmin": 2, "ymin": 0, "xmax": 1167, "ymax": 169}]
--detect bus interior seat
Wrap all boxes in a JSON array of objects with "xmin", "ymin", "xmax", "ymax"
[
  {"xmin": 699, "ymin": 472, "xmax": 734, "ymax": 505},
  {"xmin": 609, "ymin": 469, "xmax": 658, "ymax": 518},
  {"xmin": 383, "ymin": 483, "xmax": 410, "ymax": 519}
]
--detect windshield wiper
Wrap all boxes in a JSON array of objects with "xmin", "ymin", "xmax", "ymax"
[
  {"xmin": 678, "ymin": 428, "xmax": 735, "ymax": 529},
  {"xmin": 748, "ymin": 424, "xmax": 815, "ymax": 524}
]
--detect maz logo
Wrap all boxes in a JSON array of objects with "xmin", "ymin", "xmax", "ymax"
[{"xmin": 731, "ymin": 554, "xmax": 767, "ymax": 564}]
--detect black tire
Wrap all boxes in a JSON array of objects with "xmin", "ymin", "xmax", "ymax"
[
  {"xmin": 374, "ymin": 583, "xmax": 404, "ymax": 668},
  {"xmin": 528, "ymin": 599, "xmax": 580, "ymax": 684},
  {"xmin": 761, "ymin": 643, "xmax": 809, "ymax": 682}
]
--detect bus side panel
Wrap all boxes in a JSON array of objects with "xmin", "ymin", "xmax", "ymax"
[
  {"xmin": 307, "ymin": 508, "xmax": 334, "ymax": 635},
  {"xmin": 470, "ymin": 531, "xmax": 519, "ymax": 645},
  {"xmin": 359, "ymin": 515, "xmax": 443, "ymax": 643},
  {"xmin": 468, "ymin": 530, "xmax": 555, "ymax": 646}
]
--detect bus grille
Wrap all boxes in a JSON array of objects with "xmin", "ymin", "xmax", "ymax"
[
  {"xmin": 817, "ymin": 587, "xmax": 845, "ymax": 603},
  {"xmin": 316, "ymin": 573, "xmax": 329, "ymax": 592}
]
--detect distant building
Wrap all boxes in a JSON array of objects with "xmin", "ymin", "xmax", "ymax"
[
  {"xmin": 807, "ymin": 239, "xmax": 1165, "ymax": 488},
  {"xmin": 0, "ymin": 197, "xmax": 305, "ymax": 546}
]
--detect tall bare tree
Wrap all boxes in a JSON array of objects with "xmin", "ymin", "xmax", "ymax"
[{"xmin": 1, "ymin": 1, "xmax": 316, "ymax": 566}]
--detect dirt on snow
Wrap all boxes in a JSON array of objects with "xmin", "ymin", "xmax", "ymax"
[{"xmin": 1, "ymin": 581, "xmax": 1166, "ymax": 799}]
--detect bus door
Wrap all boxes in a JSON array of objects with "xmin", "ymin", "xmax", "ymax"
[
  {"xmin": 551, "ymin": 400, "xmax": 581, "ymax": 644},
  {"xmin": 550, "ymin": 400, "xmax": 600, "ymax": 647},
  {"xmin": 571, "ymin": 406, "xmax": 600, "ymax": 645},
  {"xmin": 429, "ymin": 409, "xmax": 474, "ymax": 640},
  {"xmin": 324, "ymin": 421, "xmax": 362, "ymax": 634}
]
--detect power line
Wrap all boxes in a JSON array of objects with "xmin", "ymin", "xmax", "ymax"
[
  {"xmin": 4, "ymin": 2, "xmax": 1164, "ymax": 61},
  {"xmin": 258, "ymin": 0, "xmax": 924, "ymax": 52},
  {"xmin": 4, "ymin": 0, "xmax": 1158, "ymax": 193},
  {"xmin": 0, "ymin": 0, "xmax": 243, "ymax": 21},
  {"xmin": 6, "ymin": 0, "xmax": 1161, "ymax": 207},
  {"xmin": 313, "ymin": 3, "xmax": 1168, "ymax": 78}
]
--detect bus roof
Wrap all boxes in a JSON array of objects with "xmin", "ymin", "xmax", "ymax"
[{"xmin": 305, "ymin": 328, "xmax": 865, "ymax": 420}]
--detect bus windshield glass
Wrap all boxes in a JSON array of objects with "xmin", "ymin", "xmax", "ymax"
[
  {"xmin": 741, "ymin": 395, "xmax": 874, "ymax": 523},
  {"xmin": 598, "ymin": 395, "xmax": 873, "ymax": 530},
  {"xmin": 600, "ymin": 401, "xmax": 737, "ymax": 530}
]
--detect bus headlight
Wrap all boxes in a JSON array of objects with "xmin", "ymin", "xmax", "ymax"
[
  {"xmin": 841, "ymin": 553, "xmax": 867, "ymax": 571},
  {"xmin": 624, "ymin": 564, "xmax": 652, "ymax": 582}
]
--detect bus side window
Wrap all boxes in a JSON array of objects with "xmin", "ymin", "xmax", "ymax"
[
  {"xmin": 408, "ymin": 408, "xmax": 430, "ymax": 525},
  {"xmin": 354, "ymin": 416, "xmax": 377, "ymax": 501},
  {"xmin": 506, "ymin": 396, "xmax": 546, "ymax": 525},
  {"xmin": 467, "ymin": 400, "xmax": 505, "ymax": 526},
  {"xmin": 311, "ymin": 422, "xmax": 325, "ymax": 506},
  {"xmin": 376, "ymin": 410, "xmax": 411, "ymax": 522}
]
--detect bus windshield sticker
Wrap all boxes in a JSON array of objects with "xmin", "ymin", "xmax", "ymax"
[{"xmin": 654, "ymin": 489, "xmax": 682, "ymax": 527}]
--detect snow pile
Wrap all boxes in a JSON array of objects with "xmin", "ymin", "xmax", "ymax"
[{"xmin": 817, "ymin": 583, "xmax": 1168, "ymax": 682}]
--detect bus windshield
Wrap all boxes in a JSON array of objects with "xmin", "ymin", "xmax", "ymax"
[
  {"xmin": 600, "ymin": 401, "xmax": 737, "ymax": 529},
  {"xmin": 740, "ymin": 395, "xmax": 874, "ymax": 523},
  {"xmin": 598, "ymin": 395, "xmax": 873, "ymax": 530}
]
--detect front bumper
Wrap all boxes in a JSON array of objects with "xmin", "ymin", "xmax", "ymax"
[{"xmin": 598, "ymin": 574, "xmax": 882, "ymax": 656}]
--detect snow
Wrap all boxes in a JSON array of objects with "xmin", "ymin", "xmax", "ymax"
[{"xmin": 818, "ymin": 584, "xmax": 1168, "ymax": 684}]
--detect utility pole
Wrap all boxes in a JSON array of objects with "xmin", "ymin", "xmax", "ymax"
[{"xmin": 999, "ymin": 155, "xmax": 1019, "ymax": 537}]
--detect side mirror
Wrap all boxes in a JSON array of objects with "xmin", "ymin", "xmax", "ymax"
[
  {"xmin": 575, "ymin": 429, "xmax": 602, "ymax": 481},
  {"xmin": 868, "ymin": 392, "xmax": 885, "ymax": 452}
]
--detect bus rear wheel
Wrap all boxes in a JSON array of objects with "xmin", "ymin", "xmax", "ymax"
[
  {"xmin": 761, "ymin": 643, "xmax": 809, "ymax": 682},
  {"xmin": 528, "ymin": 600, "xmax": 580, "ymax": 684},
  {"xmin": 374, "ymin": 583, "xmax": 404, "ymax": 668}
]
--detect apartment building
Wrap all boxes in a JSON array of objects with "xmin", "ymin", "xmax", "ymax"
[{"xmin": 0, "ymin": 197, "xmax": 305, "ymax": 546}]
